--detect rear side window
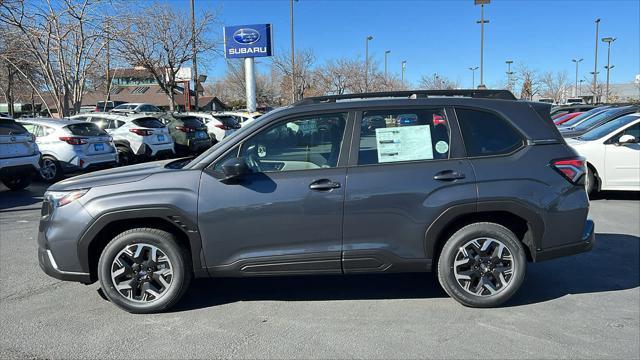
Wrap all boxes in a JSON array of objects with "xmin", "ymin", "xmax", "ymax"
[
  {"xmin": 0, "ymin": 121, "xmax": 28, "ymax": 135},
  {"xmin": 65, "ymin": 123, "xmax": 107, "ymax": 136},
  {"xmin": 456, "ymin": 108, "xmax": 523, "ymax": 157},
  {"xmin": 357, "ymin": 108, "xmax": 450, "ymax": 165},
  {"xmin": 133, "ymin": 118, "xmax": 165, "ymax": 128}
]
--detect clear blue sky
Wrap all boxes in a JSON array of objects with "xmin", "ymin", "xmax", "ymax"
[{"xmin": 177, "ymin": 0, "xmax": 639, "ymax": 88}]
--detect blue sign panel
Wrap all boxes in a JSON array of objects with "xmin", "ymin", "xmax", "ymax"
[{"xmin": 224, "ymin": 24, "xmax": 273, "ymax": 59}]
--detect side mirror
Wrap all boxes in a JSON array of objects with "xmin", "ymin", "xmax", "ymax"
[
  {"xmin": 616, "ymin": 134, "xmax": 637, "ymax": 146},
  {"xmin": 221, "ymin": 157, "xmax": 250, "ymax": 182}
]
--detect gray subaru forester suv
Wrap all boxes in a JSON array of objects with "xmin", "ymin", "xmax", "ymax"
[{"xmin": 38, "ymin": 90, "xmax": 594, "ymax": 313}]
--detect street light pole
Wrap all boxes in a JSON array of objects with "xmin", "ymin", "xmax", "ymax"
[
  {"xmin": 475, "ymin": 0, "xmax": 490, "ymax": 88},
  {"xmin": 290, "ymin": 0, "xmax": 297, "ymax": 103},
  {"xmin": 593, "ymin": 18, "xmax": 601, "ymax": 102},
  {"xmin": 572, "ymin": 58, "xmax": 583, "ymax": 97},
  {"xmin": 505, "ymin": 60, "xmax": 513, "ymax": 90},
  {"xmin": 365, "ymin": 35, "xmax": 373, "ymax": 92},
  {"xmin": 190, "ymin": 0, "xmax": 198, "ymax": 110},
  {"xmin": 401, "ymin": 60, "xmax": 407, "ymax": 83},
  {"xmin": 384, "ymin": 50, "xmax": 391, "ymax": 82},
  {"xmin": 469, "ymin": 66, "xmax": 478, "ymax": 89},
  {"xmin": 602, "ymin": 37, "xmax": 616, "ymax": 103},
  {"xmin": 579, "ymin": 79, "xmax": 585, "ymax": 97}
]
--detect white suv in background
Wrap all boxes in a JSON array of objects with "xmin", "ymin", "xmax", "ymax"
[
  {"xmin": 217, "ymin": 111, "xmax": 262, "ymax": 127},
  {"xmin": 110, "ymin": 103, "xmax": 163, "ymax": 115},
  {"xmin": 184, "ymin": 112, "xmax": 241, "ymax": 143},
  {"xmin": 70, "ymin": 113, "xmax": 174, "ymax": 165},
  {"xmin": 567, "ymin": 112, "xmax": 640, "ymax": 194},
  {"xmin": 0, "ymin": 117, "xmax": 40, "ymax": 190}
]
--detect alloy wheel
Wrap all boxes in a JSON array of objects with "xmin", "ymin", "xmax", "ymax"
[
  {"xmin": 453, "ymin": 238, "xmax": 514, "ymax": 296},
  {"xmin": 110, "ymin": 243, "xmax": 174, "ymax": 303},
  {"xmin": 39, "ymin": 158, "xmax": 57, "ymax": 181}
]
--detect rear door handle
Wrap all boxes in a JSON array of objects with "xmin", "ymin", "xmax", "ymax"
[
  {"xmin": 433, "ymin": 170, "xmax": 466, "ymax": 181},
  {"xmin": 309, "ymin": 179, "xmax": 341, "ymax": 191}
]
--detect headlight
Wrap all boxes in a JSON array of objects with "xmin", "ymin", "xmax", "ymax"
[{"xmin": 45, "ymin": 189, "xmax": 89, "ymax": 207}]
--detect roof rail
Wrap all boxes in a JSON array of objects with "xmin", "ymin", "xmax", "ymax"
[{"xmin": 293, "ymin": 89, "xmax": 517, "ymax": 106}]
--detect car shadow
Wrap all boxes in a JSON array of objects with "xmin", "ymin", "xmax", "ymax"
[
  {"xmin": 171, "ymin": 232, "xmax": 638, "ymax": 312},
  {"xmin": 590, "ymin": 191, "xmax": 640, "ymax": 201},
  {"xmin": 0, "ymin": 182, "xmax": 47, "ymax": 211}
]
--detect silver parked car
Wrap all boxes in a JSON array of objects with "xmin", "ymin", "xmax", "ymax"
[
  {"xmin": 0, "ymin": 117, "xmax": 41, "ymax": 190},
  {"xmin": 17, "ymin": 118, "xmax": 117, "ymax": 182}
]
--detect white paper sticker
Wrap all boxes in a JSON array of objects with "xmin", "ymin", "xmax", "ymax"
[
  {"xmin": 435, "ymin": 141, "xmax": 449, "ymax": 154},
  {"xmin": 375, "ymin": 125, "xmax": 433, "ymax": 163}
]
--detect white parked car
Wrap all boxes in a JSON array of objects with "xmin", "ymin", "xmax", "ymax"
[
  {"xmin": 216, "ymin": 111, "xmax": 262, "ymax": 127},
  {"xmin": 564, "ymin": 98, "xmax": 585, "ymax": 105},
  {"xmin": 17, "ymin": 118, "xmax": 117, "ymax": 182},
  {"xmin": 110, "ymin": 103, "xmax": 163, "ymax": 115},
  {"xmin": 567, "ymin": 113, "xmax": 640, "ymax": 194},
  {"xmin": 184, "ymin": 112, "xmax": 241, "ymax": 143},
  {"xmin": 0, "ymin": 117, "xmax": 40, "ymax": 190},
  {"xmin": 70, "ymin": 113, "xmax": 174, "ymax": 165}
]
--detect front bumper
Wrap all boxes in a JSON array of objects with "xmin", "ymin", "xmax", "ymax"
[
  {"xmin": 38, "ymin": 247, "xmax": 91, "ymax": 283},
  {"xmin": 535, "ymin": 219, "xmax": 595, "ymax": 262}
]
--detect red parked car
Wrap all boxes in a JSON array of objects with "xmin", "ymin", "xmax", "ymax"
[{"xmin": 554, "ymin": 112, "xmax": 584, "ymax": 126}]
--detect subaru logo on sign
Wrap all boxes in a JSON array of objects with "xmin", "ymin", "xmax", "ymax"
[{"xmin": 233, "ymin": 28, "xmax": 260, "ymax": 44}]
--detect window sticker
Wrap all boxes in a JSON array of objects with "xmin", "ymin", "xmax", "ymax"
[
  {"xmin": 375, "ymin": 125, "xmax": 434, "ymax": 163},
  {"xmin": 435, "ymin": 140, "xmax": 449, "ymax": 154}
]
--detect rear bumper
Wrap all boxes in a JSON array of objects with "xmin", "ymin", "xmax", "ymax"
[
  {"xmin": 0, "ymin": 153, "xmax": 40, "ymax": 174},
  {"xmin": 63, "ymin": 152, "xmax": 118, "ymax": 172},
  {"xmin": 138, "ymin": 142, "xmax": 175, "ymax": 157},
  {"xmin": 535, "ymin": 219, "xmax": 595, "ymax": 262}
]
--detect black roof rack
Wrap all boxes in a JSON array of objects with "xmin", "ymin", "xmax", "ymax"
[{"xmin": 293, "ymin": 89, "xmax": 517, "ymax": 106}]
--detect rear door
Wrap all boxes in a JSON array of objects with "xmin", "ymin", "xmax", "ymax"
[
  {"xmin": 342, "ymin": 107, "xmax": 476, "ymax": 272},
  {"xmin": 604, "ymin": 122, "xmax": 640, "ymax": 188}
]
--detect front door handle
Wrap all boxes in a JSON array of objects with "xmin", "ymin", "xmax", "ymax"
[
  {"xmin": 433, "ymin": 170, "xmax": 466, "ymax": 181},
  {"xmin": 309, "ymin": 179, "xmax": 341, "ymax": 191}
]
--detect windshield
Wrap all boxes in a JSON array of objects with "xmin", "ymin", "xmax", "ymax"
[
  {"xmin": 578, "ymin": 114, "xmax": 640, "ymax": 141},
  {"xmin": 573, "ymin": 108, "xmax": 628, "ymax": 131},
  {"xmin": 561, "ymin": 107, "xmax": 609, "ymax": 127}
]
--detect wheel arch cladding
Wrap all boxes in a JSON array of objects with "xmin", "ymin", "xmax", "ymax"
[
  {"xmin": 426, "ymin": 202, "xmax": 543, "ymax": 266},
  {"xmin": 78, "ymin": 208, "xmax": 204, "ymax": 282}
]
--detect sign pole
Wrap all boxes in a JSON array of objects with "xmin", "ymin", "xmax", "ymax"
[{"xmin": 245, "ymin": 57, "xmax": 257, "ymax": 113}]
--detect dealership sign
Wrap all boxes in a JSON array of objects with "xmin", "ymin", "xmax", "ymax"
[{"xmin": 224, "ymin": 24, "xmax": 273, "ymax": 58}]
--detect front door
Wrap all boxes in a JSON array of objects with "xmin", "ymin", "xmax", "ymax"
[
  {"xmin": 605, "ymin": 123, "xmax": 640, "ymax": 188},
  {"xmin": 342, "ymin": 107, "xmax": 477, "ymax": 273},
  {"xmin": 198, "ymin": 112, "xmax": 350, "ymax": 276}
]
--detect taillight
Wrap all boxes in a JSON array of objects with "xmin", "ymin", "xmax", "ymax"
[
  {"xmin": 28, "ymin": 134, "xmax": 36, "ymax": 142},
  {"xmin": 551, "ymin": 157, "xmax": 586, "ymax": 184},
  {"xmin": 129, "ymin": 128, "xmax": 153, "ymax": 136},
  {"xmin": 176, "ymin": 126, "xmax": 195, "ymax": 133},
  {"xmin": 214, "ymin": 124, "xmax": 229, "ymax": 130},
  {"xmin": 433, "ymin": 114, "xmax": 447, "ymax": 126},
  {"xmin": 59, "ymin": 136, "xmax": 88, "ymax": 145}
]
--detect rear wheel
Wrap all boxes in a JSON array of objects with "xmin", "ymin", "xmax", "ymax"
[
  {"xmin": 97, "ymin": 228, "xmax": 192, "ymax": 313},
  {"xmin": 116, "ymin": 146, "xmax": 133, "ymax": 166},
  {"xmin": 1, "ymin": 174, "xmax": 32, "ymax": 190},
  {"xmin": 437, "ymin": 222, "xmax": 526, "ymax": 308},
  {"xmin": 39, "ymin": 156, "xmax": 61, "ymax": 183},
  {"xmin": 586, "ymin": 166, "xmax": 597, "ymax": 196}
]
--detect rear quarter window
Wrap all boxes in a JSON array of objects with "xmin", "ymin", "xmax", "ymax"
[
  {"xmin": 455, "ymin": 108, "xmax": 523, "ymax": 157},
  {"xmin": 132, "ymin": 118, "xmax": 165, "ymax": 128},
  {"xmin": 65, "ymin": 123, "xmax": 107, "ymax": 136}
]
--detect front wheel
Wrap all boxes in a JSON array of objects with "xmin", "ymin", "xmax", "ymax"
[
  {"xmin": 98, "ymin": 228, "xmax": 192, "ymax": 313},
  {"xmin": 437, "ymin": 222, "xmax": 526, "ymax": 308}
]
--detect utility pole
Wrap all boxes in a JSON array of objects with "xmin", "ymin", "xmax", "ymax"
[
  {"xmin": 469, "ymin": 66, "xmax": 478, "ymax": 89},
  {"xmin": 572, "ymin": 58, "xmax": 583, "ymax": 98},
  {"xmin": 593, "ymin": 18, "xmax": 601, "ymax": 103},
  {"xmin": 475, "ymin": 0, "xmax": 490, "ymax": 88},
  {"xmin": 104, "ymin": 18, "xmax": 111, "ymax": 112},
  {"xmin": 290, "ymin": 0, "xmax": 297, "ymax": 103},
  {"xmin": 384, "ymin": 50, "xmax": 391, "ymax": 82},
  {"xmin": 505, "ymin": 60, "xmax": 513, "ymax": 91},
  {"xmin": 191, "ymin": 0, "xmax": 198, "ymax": 110},
  {"xmin": 602, "ymin": 37, "xmax": 616, "ymax": 103},
  {"xmin": 579, "ymin": 79, "xmax": 585, "ymax": 97},
  {"xmin": 365, "ymin": 35, "xmax": 373, "ymax": 92},
  {"xmin": 401, "ymin": 60, "xmax": 406, "ymax": 83}
]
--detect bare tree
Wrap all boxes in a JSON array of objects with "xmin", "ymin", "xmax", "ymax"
[
  {"xmin": 272, "ymin": 49, "xmax": 316, "ymax": 102},
  {"xmin": 540, "ymin": 71, "xmax": 569, "ymax": 104},
  {"xmin": 514, "ymin": 65, "xmax": 541, "ymax": 100},
  {"xmin": 0, "ymin": 0, "xmax": 110, "ymax": 116},
  {"xmin": 314, "ymin": 57, "xmax": 359, "ymax": 95},
  {"xmin": 112, "ymin": 2, "xmax": 217, "ymax": 111},
  {"xmin": 419, "ymin": 73, "xmax": 459, "ymax": 90}
]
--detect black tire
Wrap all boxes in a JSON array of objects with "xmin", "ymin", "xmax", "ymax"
[
  {"xmin": 116, "ymin": 146, "xmax": 133, "ymax": 167},
  {"xmin": 39, "ymin": 156, "xmax": 62, "ymax": 183},
  {"xmin": 1, "ymin": 174, "xmax": 32, "ymax": 190},
  {"xmin": 586, "ymin": 166, "xmax": 597, "ymax": 196},
  {"xmin": 97, "ymin": 228, "xmax": 192, "ymax": 314},
  {"xmin": 437, "ymin": 222, "xmax": 526, "ymax": 308}
]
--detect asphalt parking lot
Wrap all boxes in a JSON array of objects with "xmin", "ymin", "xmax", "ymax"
[{"xmin": 1, "ymin": 181, "xmax": 638, "ymax": 359}]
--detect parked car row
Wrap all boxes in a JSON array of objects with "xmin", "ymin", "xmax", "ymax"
[{"xmin": 552, "ymin": 104, "xmax": 640, "ymax": 195}]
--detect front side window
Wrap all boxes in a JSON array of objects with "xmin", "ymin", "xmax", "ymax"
[
  {"xmin": 238, "ymin": 112, "xmax": 347, "ymax": 173},
  {"xmin": 456, "ymin": 108, "xmax": 523, "ymax": 157},
  {"xmin": 358, "ymin": 108, "xmax": 450, "ymax": 165}
]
